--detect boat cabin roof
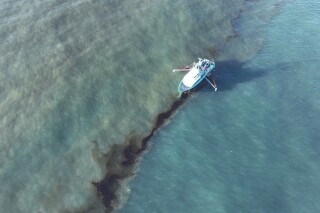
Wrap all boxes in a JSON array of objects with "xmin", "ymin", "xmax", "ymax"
[{"xmin": 182, "ymin": 67, "xmax": 204, "ymax": 87}]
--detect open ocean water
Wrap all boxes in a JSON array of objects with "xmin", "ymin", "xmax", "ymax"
[
  {"xmin": 120, "ymin": 0, "xmax": 320, "ymax": 213},
  {"xmin": 0, "ymin": 0, "xmax": 319, "ymax": 212}
]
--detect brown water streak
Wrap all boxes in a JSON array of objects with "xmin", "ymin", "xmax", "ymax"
[{"xmin": 92, "ymin": 93, "xmax": 189, "ymax": 212}]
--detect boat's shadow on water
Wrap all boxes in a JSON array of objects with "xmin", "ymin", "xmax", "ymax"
[{"xmin": 199, "ymin": 60, "xmax": 268, "ymax": 92}]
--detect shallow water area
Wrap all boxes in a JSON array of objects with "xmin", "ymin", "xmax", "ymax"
[
  {"xmin": 0, "ymin": 0, "xmax": 282, "ymax": 212},
  {"xmin": 120, "ymin": 0, "xmax": 320, "ymax": 212}
]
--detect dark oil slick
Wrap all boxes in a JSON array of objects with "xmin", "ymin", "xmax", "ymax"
[{"xmin": 92, "ymin": 93, "xmax": 189, "ymax": 212}]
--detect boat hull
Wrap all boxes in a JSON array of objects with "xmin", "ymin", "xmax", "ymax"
[
  {"xmin": 177, "ymin": 59, "xmax": 215, "ymax": 93},
  {"xmin": 178, "ymin": 76, "xmax": 205, "ymax": 93}
]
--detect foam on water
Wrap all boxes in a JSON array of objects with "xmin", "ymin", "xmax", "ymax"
[
  {"xmin": 120, "ymin": 0, "xmax": 320, "ymax": 212},
  {"xmin": 0, "ymin": 0, "xmax": 284, "ymax": 212}
]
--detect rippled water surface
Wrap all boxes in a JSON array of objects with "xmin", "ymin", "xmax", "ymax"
[
  {"xmin": 120, "ymin": 0, "xmax": 320, "ymax": 212},
  {"xmin": 1, "ymin": 0, "xmax": 313, "ymax": 212}
]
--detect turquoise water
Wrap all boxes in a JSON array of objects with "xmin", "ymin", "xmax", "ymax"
[
  {"xmin": 1, "ymin": 0, "xmax": 318, "ymax": 212},
  {"xmin": 120, "ymin": 1, "xmax": 320, "ymax": 213}
]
